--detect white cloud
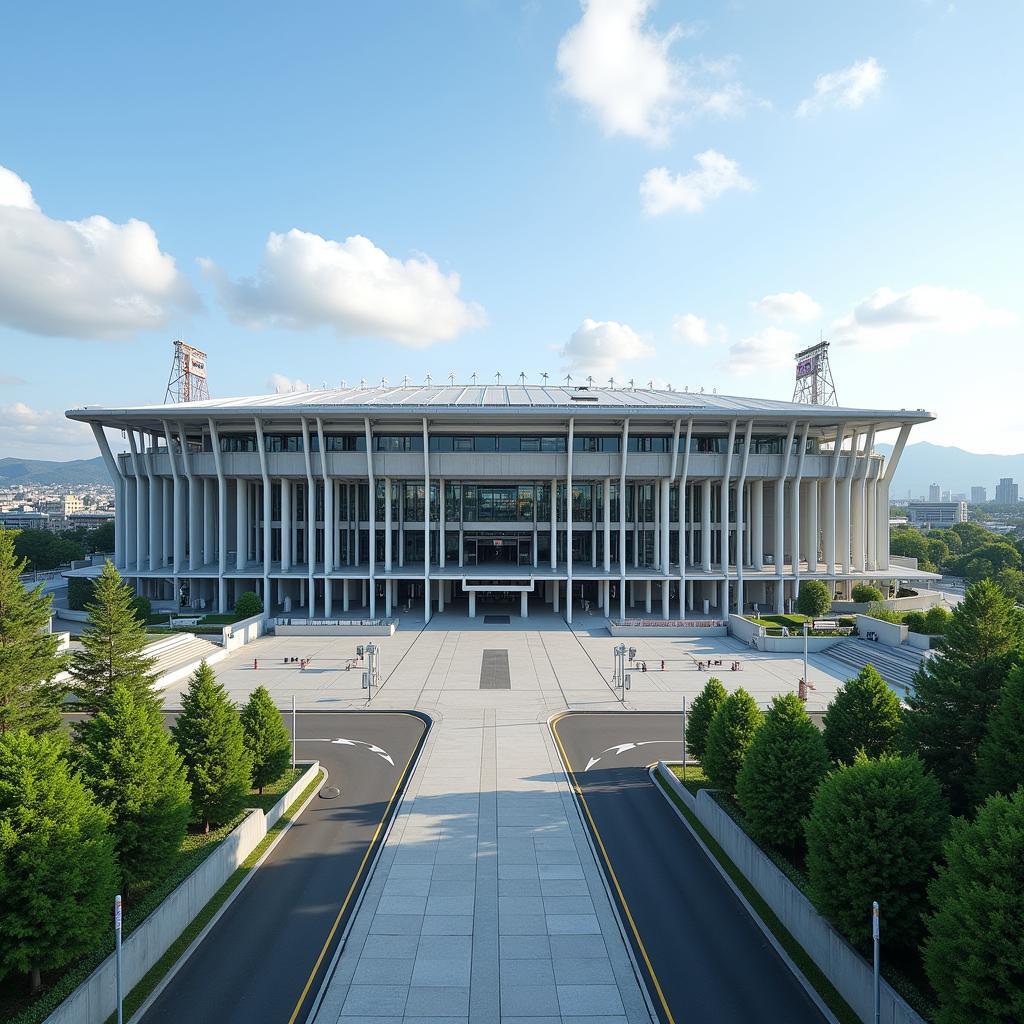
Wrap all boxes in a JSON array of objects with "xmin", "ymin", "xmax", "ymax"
[
  {"xmin": 0, "ymin": 402, "xmax": 94, "ymax": 453},
  {"xmin": 202, "ymin": 229, "xmax": 485, "ymax": 348},
  {"xmin": 268, "ymin": 373, "xmax": 308, "ymax": 394},
  {"xmin": 797, "ymin": 57, "xmax": 885, "ymax": 117},
  {"xmin": 753, "ymin": 290, "xmax": 822, "ymax": 323},
  {"xmin": 558, "ymin": 318, "xmax": 654, "ymax": 380},
  {"xmin": 556, "ymin": 0, "xmax": 757, "ymax": 144},
  {"xmin": 673, "ymin": 313, "xmax": 712, "ymax": 345},
  {"xmin": 640, "ymin": 150, "xmax": 752, "ymax": 215},
  {"xmin": 832, "ymin": 285, "xmax": 1017, "ymax": 349},
  {"xmin": 0, "ymin": 165, "xmax": 198, "ymax": 339},
  {"xmin": 727, "ymin": 327, "xmax": 799, "ymax": 375}
]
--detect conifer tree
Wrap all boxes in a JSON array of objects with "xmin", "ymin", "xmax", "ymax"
[
  {"xmin": 172, "ymin": 662, "xmax": 252, "ymax": 832},
  {"xmin": 0, "ymin": 530, "xmax": 67, "ymax": 736},
  {"xmin": 822, "ymin": 665, "xmax": 903, "ymax": 764},
  {"xmin": 241, "ymin": 686, "xmax": 291, "ymax": 794},
  {"xmin": 737, "ymin": 693, "xmax": 830, "ymax": 852},
  {"xmin": 0, "ymin": 730, "xmax": 118, "ymax": 994},
  {"xmin": 703, "ymin": 688, "xmax": 764, "ymax": 796},
  {"xmin": 901, "ymin": 580, "xmax": 1024, "ymax": 814},
  {"xmin": 974, "ymin": 664, "xmax": 1024, "ymax": 801},
  {"xmin": 687, "ymin": 676, "xmax": 728, "ymax": 762},
  {"xmin": 76, "ymin": 681, "xmax": 191, "ymax": 889},
  {"xmin": 71, "ymin": 561, "xmax": 157, "ymax": 712}
]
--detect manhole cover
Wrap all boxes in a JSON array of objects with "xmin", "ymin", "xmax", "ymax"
[
  {"xmin": 320, "ymin": 785, "xmax": 341, "ymax": 799},
  {"xmin": 480, "ymin": 649, "xmax": 511, "ymax": 689}
]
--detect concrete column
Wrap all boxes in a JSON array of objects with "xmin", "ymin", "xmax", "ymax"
[
  {"xmin": 163, "ymin": 423, "xmax": 184, "ymax": 574},
  {"xmin": 660, "ymin": 477, "xmax": 670, "ymax": 575},
  {"xmin": 550, "ymin": 477, "xmax": 557, "ymax": 570},
  {"xmin": 806, "ymin": 478, "xmax": 819, "ymax": 573},
  {"xmin": 384, "ymin": 476, "xmax": 393, "ymax": 570},
  {"xmin": 399, "ymin": 481, "xmax": 405, "ymax": 567},
  {"xmin": 853, "ymin": 426, "xmax": 875, "ymax": 573},
  {"xmin": 90, "ymin": 423, "xmax": 125, "ymax": 568},
  {"xmin": 520, "ymin": 590, "xmax": 528, "ymax": 618},
  {"xmin": 422, "ymin": 417, "xmax": 431, "ymax": 624},
  {"xmin": 143, "ymin": 433, "xmax": 161, "ymax": 572},
  {"xmin": 876, "ymin": 423, "xmax": 913, "ymax": 571},
  {"xmin": 618, "ymin": 418, "xmax": 630, "ymax": 620},
  {"xmin": 653, "ymin": 480, "xmax": 661, "ymax": 571},
  {"xmin": 790, "ymin": 422, "xmax": 810, "ymax": 604},
  {"xmin": 457, "ymin": 483, "xmax": 463, "ymax": 568},
  {"xmin": 825, "ymin": 425, "xmax": 844, "ymax": 577},
  {"xmin": 774, "ymin": 421, "xmax": 797, "ymax": 613},
  {"xmin": 566, "ymin": 417, "xmax": 574, "ymax": 625},
  {"xmin": 162, "ymin": 479, "xmax": 172, "ymax": 568},
  {"xmin": 126, "ymin": 431, "xmax": 145, "ymax": 573},
  {"xmin": 363, "ymin": 419, "xmax": 376, "ymax": 618},
  {"xmin": 281, "ymin": 479, "xmax": 291, "ymax": 571},
  {"xmin": 632, "ymin": 483, "xmax": 640, "ymax": 568},
  {"xmin": 439, "ymin": 477, "xmax": 446, "ymax": 569},
  {"xmin": 733, "ymin": 421, "xmax": 753, "ymax": 615},
  {"xmin": 342, "ymin": 577, "xmax": 350, "ymax": 612},
  {"xmin": 236, "ymin": 479, "xmax": 247, "ymax": 569},
  {"xmin": 207, "ymin": 421, "xmax": 228, "ymax": 611},
  {"xmin": 720, "ymin": 420, "xmax": 737, "ymax": 583},
  {"xmin": 469, "ymin": 591, "xmax": 476, "ymax": 618},
  {"xmin": 677, "ymin": 418, "xmax": 692, "ymax": 619},
  {"xmin": 701, "ymin": 479, "xmax": 712, "ymax": 572},
  {"xmin": 316, "ymin": 418, "xmax": 334, "ymax": 577},
  {"xmin": 645, "ymin": 579, "xmax": 652, "ymax": 614},
  {"xmin": 603, "ymin": 476, "xmax": 611, "ymax": 573},
  {"xmin": 840, "ymin": 432, "xmax": 860, "ymax": 576},
  {"xmin": 254, "ymin": 419, "xmax": 272, "ymax": 605},
  {"xmin": 203, "ymin": 477, "xmax": 215, "ymax": 566}
]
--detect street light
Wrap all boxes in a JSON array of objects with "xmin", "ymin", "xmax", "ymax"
[
  {"xmin": 362, "ymin": 641, "xmax": 381, "ymax": 700},
  {"xmin": 611, "ymin": 644, "xmax": 631, "ymax": 703}
]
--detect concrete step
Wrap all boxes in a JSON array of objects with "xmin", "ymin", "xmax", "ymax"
[{"xmin": 822, "ymin": 639, "xmax": 925, "ymax": 695}]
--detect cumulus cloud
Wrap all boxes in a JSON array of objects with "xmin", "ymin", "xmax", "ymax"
[
  {"xmin": 831, "ymin": 285, "xmax": 1017, "ymax": 349},
  {"xmin": 558, "ymin": 318, "xmax": 654, "ymax": 380},
  {"xmin": 202, "ymin": 229, "xmax": 485, "ymax": 348},
  {"xmin": 640, "ymin": 150, "xmax": 752, "ymax": 215},
  {"xmin": 727, "ymin": 327, "xmax": 799, "ymax": 375},
  {"xmin": 0, "ymin": 165, "xmax": 198, "ymax": 339},
  {"xmin": 556, "ymin": 0, "xmax": 758, "ymax": 144},
  {"xmin": 797, "ymin": 57, "xmax": 885, "ymax": 116},
  {"xmin": 0, "ymin": 402, "xmax": 94, "ymax": 453},
  {"xmin": 673, "ymin": 313, "xmax": 715, "ymax": 345},
  {"xmin": 754, "ymin": 290, "xmax": 822, "ymax": 323},
  {"xmin": 268, "ymin": 373, "xmax": 309, "ymax": 393}
]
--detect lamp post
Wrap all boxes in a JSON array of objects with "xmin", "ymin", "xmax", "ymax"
[
  {"xmin": 114, "ymin": 894, "xmax": 123, "ymax": 1024},
  {"xmin": 802, "ymin": 620, "xmax": 809, "ymax": 701},
  {"xmin": 872, "ymin": 901, "xmax": 880, "ymax": 1024}
]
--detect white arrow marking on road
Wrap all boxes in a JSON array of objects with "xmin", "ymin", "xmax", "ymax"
[
  {"xmin": 330, "ymin": 737, "xmax": 395, "ymax": 766},
  {"xmin": 584, "ymin": 740, "xmax": 676, "ymax": 772}
]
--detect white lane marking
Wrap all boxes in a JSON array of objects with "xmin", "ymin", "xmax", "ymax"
[
  {"xmin": 584, "ymin": 739, "xmax": 677, "ymax": 772},
  {"xmin": 298, "ymin": 737, "xmax": 396, "ymax": 767}
]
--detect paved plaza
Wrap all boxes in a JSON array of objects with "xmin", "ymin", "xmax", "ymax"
[{"xmin": 161, "ymin": 613, "xmax": 859, "ymax": 1024}]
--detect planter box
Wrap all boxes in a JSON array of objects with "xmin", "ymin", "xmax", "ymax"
[
  {"xmin": 608, "ymin": 619, "xmax": 727, "ymax": 637},
  {"xmin": 273, "ymin": 618, "xmax": 397, "ymax": 637}
]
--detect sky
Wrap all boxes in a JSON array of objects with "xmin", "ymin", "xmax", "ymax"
[{"xmin": 1, "ymin": 0, "xmax": 1022, "ymax": 460}]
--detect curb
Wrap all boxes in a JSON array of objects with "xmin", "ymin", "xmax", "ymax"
[
  {"xmin": 650, "ymin": 763, "xmax": 840, "ymax": 1024},
  {"xmin": 126, "ymin": 767, "xmax": 327, "ymax": 1024}
]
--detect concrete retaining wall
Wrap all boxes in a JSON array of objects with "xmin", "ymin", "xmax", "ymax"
[
  {"xmin": 832, "ymin": 592, "xmax": 940, "ymax": 615},
  {"xmin": 608, "ymin": 620, "xmax": 728, "ymax": 637},
  {"xmin": 223, "ymin": 612, "xmax": 268, "ymax": 652},
  {"xmin": 905, "ymin": 631, "xmax": 938, "ymax": 651},
  {"xmin": 273, "ymin": 618, "xmax": 397, "ymax": 637},
  {"xmin": 655, "ymin": 764, "xmax": 925, "ymax": 1024},
  {"xmin": 728, "ymin": 614, "xmax": 843, "ymax": 653},
  {"xmin": 44, "ymin": 761, "xmax": 321, "ymax": 1024},
  {"xmin": 855, "ymin": 614, "xmax": 908, "ymax": 648}
]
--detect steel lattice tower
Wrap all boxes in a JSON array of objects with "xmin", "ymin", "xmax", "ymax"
[
  {"xmin": 164, "ymin": 340, "xmax": 210, "ymax": 403},
  {"xmin": 792, "ymin": 341, "xmax": 838, "ymax": 406}
]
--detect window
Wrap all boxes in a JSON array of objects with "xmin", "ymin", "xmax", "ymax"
[
  {"xmin": 573, "ymin": 435, "xmax": 620, "ymax": 453},
  {"xmin": 375, "ymin": 435, "xmax": 423, "ymax": 452},
  {"xmin": 325, "ymin": 434, "xmax": 365, "ymax": 452},
  {"xmin": 265, "ymin": 434, "xmax": 303, "ymax": 453},
  {"xmin": 219, "ymin": 434, "xmax": 257, "ymax": 453},
  {"xmin": 628, "ymin": 436, "xmax": 670, "ymax": 453}
]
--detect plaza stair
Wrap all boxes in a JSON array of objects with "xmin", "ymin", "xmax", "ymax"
[
  {"xmin": 822, "ymin": 639, "xmax": 927, "ymax": 696},
  {"xmin": 144, "ymin": 633, "xmax": 224, "ymax": 687}
]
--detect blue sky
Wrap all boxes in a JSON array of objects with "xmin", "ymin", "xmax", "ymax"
[{"xmin": 1, "ymin": 0, "xmax": 1021, "ymax": 458}]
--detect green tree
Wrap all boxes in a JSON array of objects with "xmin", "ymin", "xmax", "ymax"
[
  {"xmin": 172, "ymin": 662, "xmax": 252, "ymax": 832},
  {"xmin": 687, "ymin": 677, "xmax": 728, "ymax": 762},
  {"xmin": 804, "ymin": 752, "xmax": 948, "ymax": 953},
  {"xmin": 0, "ymin": 531, "xmax": 67, "ymax": 736},
  {"xmin": 71, "ymin": 561, "xmax": 157, "ymax": 711},
  {"xmin": 75, "ymin": 682, "xmax": 191, "ymax": 890},
  {"xmin": 902, "ymin": 580, "xmax": 1024, "ymax": 814},
  {"xmin": 994, "ymin": 566, "xmax": 1024, "ymax": 604},
  {"xmin": 736, "ymin": 693, "xmax": 829, "ymax": 852},
  {"xmin": 951, "ymin": 521, "xmax": 994, "ymax": 553},
  {"xmin": 0, "ymin": 730, "xmax": 119, "ymax": 993},
  {"xmin": 923, "ymin": 604, "xmax": 951, "ymax": 635},
  {"xmin": 233, "ymin": 591, "xmax": 263, "ymax": 619},
  {"xmin": 923, "ymin": 786, "xmax": 1024, "ymax": 1024},
  {"xmin": 959, "ymin": 542, "xmax": 1021, "ymax": 582},
  {"xmin": 11, "ymin": 529, "xmax": 85, "ymax": 572},
  {"xmin": 926, "ymin": 537, "xmax": 951, "ymax": 569},
  {"xmin": 703, "ymin": 688, "xmax": 764, "ymax": 796},
  {"xmin": 930, "ymin": 528, "xmax": 962, "ymax": 556},
  {"xmin": 85, "ymin": 521, "xmax": 115, "ymax": 554},
  {"xmin": 974, "ymin": 665, "xmax": 1024, "ymax": 801},
  {"xmin": 795, "ymin": 579, "xmax": 831, "ymax": 618},
  {"xmin": 851, "ymin": 583, "xmax": 884, "ymax": 603},
  {"xmin": 890, "ymin": 527, "xmax": 929, "ymax": 561},
  {"xmin": 823, "ymin": 665, "xmax": 903, "ymax": 764},
  {"xmin": 240, "ymin": 686, "xmax": 291, "ymax": 794}
]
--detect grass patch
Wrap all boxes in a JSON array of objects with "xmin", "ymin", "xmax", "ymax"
[
  {"xmin": 1, "ymin": 767, "xmax": 308, "ymax": 1024},
  {"xmin": 106, "ymin": 768, "xmax": 325, "ymax": 1024},
  {"xmin": 668, "ymin": 763, "xmax": 710, "ymax": 795},
  {"xmin": 654, "ymin": 770, "xmax": 861, "ymax": 1024}
]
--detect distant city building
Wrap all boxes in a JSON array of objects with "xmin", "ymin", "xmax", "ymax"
[
  {"xmin": 906, "ymin": 501, "xmax": 968, "ymax": 528},
  {"xmin": 928, "ymin": 483, "xmax": 941, "ymax": 502},
  {"xmin": 941, "ymin": 489, "xmax": 951, "ymax": 502},
  {"xmin": 995, "ymin": 478, "xmax": 1019, "ymax": 504},
  {"xmin": 971, "ymin": 486, "xmax": 987, "ymax": 503},
  {"xmin": 0, "ymin": 511, "xmax": 54, "ymax": 531},
  {"xmin": 951, "ymin": 492, "xmax": 966, "ymax": 502}
]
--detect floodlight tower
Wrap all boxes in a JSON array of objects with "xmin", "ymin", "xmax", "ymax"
[
  {"xmin": 792, "ymin": 340, "xmax": 838, "ymax": 406},
  {"xmin": 164, "ymin": 340, "xmax": 210, "ymax": 403}
]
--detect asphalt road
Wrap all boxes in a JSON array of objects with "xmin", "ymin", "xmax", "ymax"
[
  {"xmin": 139, "ymin": 710, "xmax": 428, "ymax": 1024},
  {"xmin": 552, "ymin": 712, "xmax": 826, "ymax": 1024}
]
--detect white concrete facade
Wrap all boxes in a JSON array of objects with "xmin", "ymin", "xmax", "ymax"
[{"xmin": 69, "ymin": 384, "xmax": 931, "ymax": 621}]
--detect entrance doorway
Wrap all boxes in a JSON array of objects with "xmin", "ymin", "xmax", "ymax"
[{"xmin": 466, "ymin": 535, "xmax": 532, "ymax": 566}]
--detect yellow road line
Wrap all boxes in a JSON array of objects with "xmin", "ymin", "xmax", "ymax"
[
  {"xmin": 285, "ymin": 732, "xmax": 423, "ymax": 1024},
  {"xmin": 551, "ymin": 715, "xmax": 676, "ymax": 1024}
]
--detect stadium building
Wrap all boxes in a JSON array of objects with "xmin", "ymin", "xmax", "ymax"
[{"xmin": 66, "ymin": 384, "xmax": 933, "ymax": 623}]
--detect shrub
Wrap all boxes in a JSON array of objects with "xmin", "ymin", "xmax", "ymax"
[
  {"xmin": 67, "ymin": 574, "xmax": 95, "ymax": 611},
  {"xmin": 974, "ymin": 665, "xmax": 1024, "ymax": 801},
  {"xmin": 686, "ymin": 677, "xmax": 727, "ymax": 762},
  {"xmin": 703, "ymin": 688, "xmax": 763, "ymax": 796},
  {"xmin": 233, "ymin": 591, "xmax": 263, "ymax": 619},
  {"xmin": 903, "ymin": 611, "xmax": 927, "ymax": 634},
  {"xmin": 805, "ymin": 753, "xmax": 949, "ymax": 953},
  {"xmin": 923, "ymin": 605, "xmax": 951, "ymax": 635},
  {"xmin": 241, "ymin": 686, "xmax": 291, "ymax": 794},
  {"xmin": 130, "ymin": 594, "xmax": 152, "ymax": 623},
  {"xmin": 736, "ymin": 693, "xmax": 830, "ymax": 852},
  {"xmin": 822, "ymin": 665, "xmax": 903, "ymax": 764},
  {"xmin": 852, "ymin": 583, "xmax": 884, "ymax": 603},
  {"xmin": 795, "ymin": 579, "xmax": 831, "ymax": 618},
  {"xmin": 923, "ymin": 787, "xmax": 1024, "ymax": 1024},
  {"xmin": 864, "ymin": 601, "xmax": 903, "ymax": 624}
]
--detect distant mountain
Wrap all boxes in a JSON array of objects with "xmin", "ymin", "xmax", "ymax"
[
  {"xmin": 876, "ymin": 442, "xmax": 1024, "ymax": 500},
  {"xmin": 0, "ymin": 456, "xmax": 110, "ymax": 486}
]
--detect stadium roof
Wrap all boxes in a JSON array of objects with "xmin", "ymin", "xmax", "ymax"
[{"xmin": 67, "ymin": 384, "xmax": 933, "ymax": 428}]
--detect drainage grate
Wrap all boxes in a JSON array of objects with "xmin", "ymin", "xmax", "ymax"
[
  {"xmin": 480, "ymin": 649, "xmax": 511, "ymax": 689},
  {"xmin": 483, "ymin": 614, "xmax": 511, "ymax": 624}
]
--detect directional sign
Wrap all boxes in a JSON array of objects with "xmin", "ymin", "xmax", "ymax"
[{"xmin": 584, "ymin": 740, "xmax": 677, "ymax": 772}]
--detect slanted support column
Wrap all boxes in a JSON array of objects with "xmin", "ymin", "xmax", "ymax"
[
  {"xmin": 852, "ymin": 426, "xmax": 875, "ymax": 573},
  {"xmin": 603, "ymin": 477, "xmax": 611, "ymax": 573},
  {"xmin": 363, "ymin": 418, "xmax": 376, "ymax": 618},
  {"xmin": 825, "ymin": 426, "xmax": 845, "ymax": 579},
  {"xmin": 91, "ymin": 423, "xmax": 125, "ymax": 569},
  {"xmin": 316, "ymin": 417, "xmax": 334, "ymax": 616},
  {"xmin": 163, "ymin": 422, "xmax": 184, "ymax": 578},
  {"xmin": 300, "ymin": 418, "xmax": 316, "ymax": 617},
  {"xmin": 177, "ymin": 421, "xmax": 201, "ymax": 577},
  {"xmin": 877, "ymin": 423, "xmax": 913, "ymax": 571},
  {"xmin": 208, "ymin": 419, "xmax": 229, "ymax": 612},
  {"xmin": 235, "ymin": 479, "xmax": 248, "ymax": 571},
  {"xmin": 677, "ymin": 418, "xmax": 693, "ymax": 618},
  {"xmin": 566, "ymin": 417, "xmax": 574, "ymax": 625},
  {"xmin": 751, "ymin": 479, "xmax": 764, "ymax": 570},
  {"xmin": 384, "ymin": 476, "xmax": 393, "ymax": 570},
  {"xmin": 806, "ymin": 477, "xmax": 819, "ymax": 573},
  {"xmin": 840, "ymin": 431, "xmax": 861, "ymax": 576},
  {"xmin": 549, "ymin": 476, "xmax": 557, "ymax": 571},
  {"xmin": 618, "ymin": 418, "xmax": 630, "ymax": 620},
  {"xmin": 790, "ymin": 422, "xmax": 810, "ymax": 605},
  {"xmin": 422, "ymin": 417, "xmax": 431, "ymax": 623},
  {"xmin": 143, "ymin": 432, "xmax": 163, "ymax": 572},
  {"xmin": 280, "ymin": 479, "xmax": 292, "ymax": 572},
  {"xmin": 126, "ymin": 431, "xmax": 145, "ymax": 574},
  {"xmin": 254, "ymin": 418, "xmax": 272, "ymax": 609},
  {"xmin": 701, "ymin": 479, "xmax": 712, "ymax": 573},
  {"xmin": 203, "ymin": 478, "xmax": 215, "ymax": 570},
  {"xmin": 734, "ymin": 421, "xmax": 753, "ymax": 614},
  {"xmin": 774, "ymin": 421, "xmax": 798, "ymax": 613},
  {"xmin": 439, "ymin": 477, "xmax": 446, "ymax": 570},
  {"xmin": 720, "ymin": 419, "xmax": 738, "ymax": 614}
]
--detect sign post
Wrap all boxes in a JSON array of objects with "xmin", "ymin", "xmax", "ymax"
[
  {"xmin": 681, "ymin": 696, "xmax": 687, "ymax": 782},
  {"xmin": 872, "ymin": 901, "xmax": 880, "ymax": 1024},
  {"xmin": 114, "ymin": 894, "xmax": 123, "ymax": 1024},
  {"xmin": 291, "ymin": 694, "xmax": 297, "ymax": 770},
  {"xmin": 802, "ymin": 621, "xmax": 809, "ymax": 701}
]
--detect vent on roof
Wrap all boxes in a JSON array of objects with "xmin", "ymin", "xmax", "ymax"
[{"xmin": 570, "ymin": 388, "xmax": 598, "ymax": 401}]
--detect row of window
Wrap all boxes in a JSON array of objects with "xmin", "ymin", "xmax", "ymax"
[{"xmin": 214, "ymin": 433, "xmax": 818, "ymax": 455}]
